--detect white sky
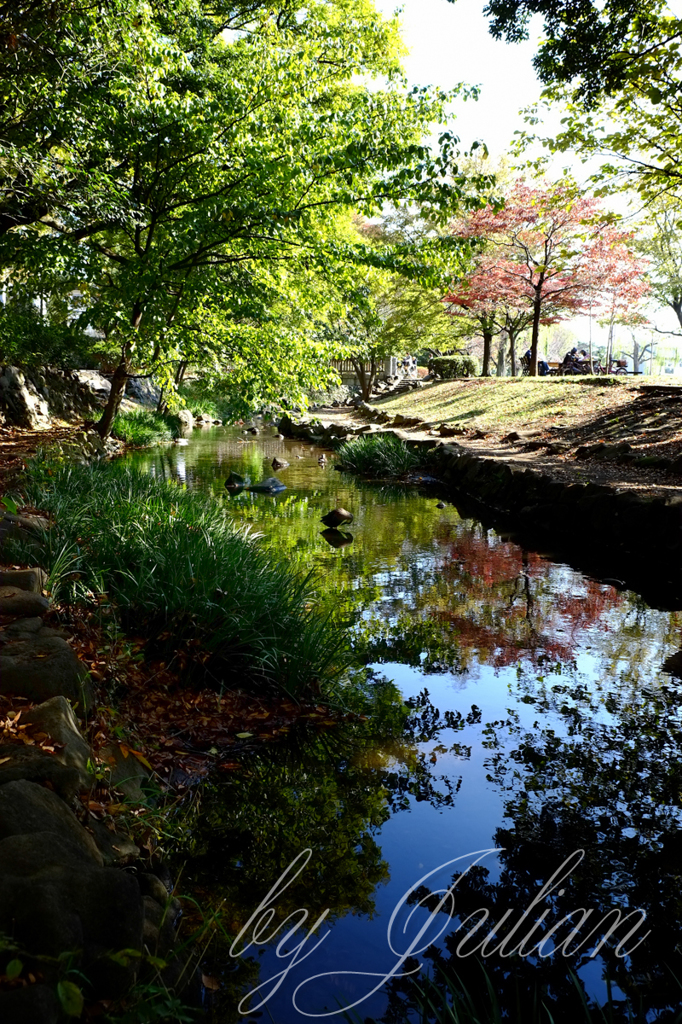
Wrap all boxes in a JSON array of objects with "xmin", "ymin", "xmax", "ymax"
[
  {"xmin": 373, "ymin": 0, "xmax": 682, "ymax": 366},
  {"xmin": 374, "ymin": 0, "xmax": 544, "ymax": 159}
]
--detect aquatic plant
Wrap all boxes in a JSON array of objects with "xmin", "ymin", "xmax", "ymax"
[
  {"xmin": 112, "ymin": 409, "xmax": 181, "ymax": 446},
  {"xmin": 12, "ymin": 460, "xmax": 348, "ymax": 695},
  {"xmin": 336, "ymin": 434, "xmax": 432, "ymax": 478}
]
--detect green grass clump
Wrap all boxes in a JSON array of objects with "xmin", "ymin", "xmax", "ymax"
[
  {"xmin": 337, "ymin": 434, "xmax": 432, "ymax": 478},
  {"xmin": 14, "ymin": 460, "xmax": 347, "ymax": 695},
  {"xmin": 112, "ymin": 409, "xmax": 181, "ymax": 446}
]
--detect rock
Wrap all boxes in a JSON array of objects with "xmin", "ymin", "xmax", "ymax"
[
  {"xmin": 23, "ymin": 696, "xmax": 94, "ymax": 792},
  {"xmin": 0, "ymin": 366, "xmax": 51, "ymax": 429},
  {"xmin": 0, "ymin": 567, "xmax": 47, "ymax": 593},
  {"xmin": 125, "ymin": 376, "xmax": 161, "ymax": 406},
  {"xmin": 248, "ymin": 476, "xmax": 286, "ymax": 494},
  {"xmin": 274, "ymin": 433, "xmax": 284, "ymax": 439},
  {"xmin": 249, "ymin": 427, "xmax": 259, "ymax": 435},
  {"xmin": 436, "ymin": 502, "xmax": 446, "ymax": 509},
  {"xmin": 271, "ymin": 457, "xmax": 289, "ymax": 470},
  {"xmin": 87, "ymin": 817, "xmax": 140, "ymax": 866},
  {"xmin": 0, "ymin": 830, "xmax": 143, "ymax": 997},
  {"xmin": 177, "ymin": 409, "xmax": 194, "ymax": 433},
  {"xmin": 0, "ymin": 513, "xmax": 49, "ymax": 556},
  {"xmin": 0, "ymin": 779, "xmax": 102, "ymax": 862},
  {"xmin": 320, "ymin": 508, "xmax": 353, "ymax": 528},
  {"xmin": 0, "ymin": 635, "xmax": 91, "ymax": 706},
  {"xmin": 174, "ymin": 437, "xmax": 189, "ymax": 445},
  {"xmin": 0, "ymin": 586, "xmax": 50, "ymax": 617},
  {"xmin": 0, "ymin": 984, "xmax": 60, "ymax": 1024},
  {"xmin": 225, "ymin": 471, "xmax": 248, "ymax": 490},
  {"xmin": 0, "ymin": 744, "xmax": 83, "ymax": 801},
  {"xmin": 101, "ymin": 743, "xmax": 151, "ymax": 804},
  {"xmin": 3, "ymin": 616, "xmax": 43, "ymax": 636}
]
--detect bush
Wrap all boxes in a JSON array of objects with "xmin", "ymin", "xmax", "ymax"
[
  {"xmin": 336, "ymin": 434, "xmax": 431, "ymax": 477},
  {"xmin": 111, "ymin": 409, "xmax": 181, "ymax": 446},
  {"xmin": 13, "ymin": 461, "xmax": 348, "ymax": 695},
  {"xmin": 428, "ymin": 353, "xmax": 478, "ymax": 378}
]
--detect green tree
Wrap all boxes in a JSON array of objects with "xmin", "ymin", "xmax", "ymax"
[{"xmin": 5, "ymin": 0, "xmax": 485, "ymax": 435}]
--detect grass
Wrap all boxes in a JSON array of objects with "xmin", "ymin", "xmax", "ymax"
[
  {"xmin": 177, "ymin": 382, "xmax": 233, "ymax": 422},
  {"xmin": 10, "ymin": 459, "xmax": 348, "ymax": 696},
  {"xmin": 336, "ymin": 433, "xmax": 433, "ymax": 477},
  {"xmin": 112, "ymin": 409, "xmax": 181, "ymax": 446},
  {"xmin": 374, "ymin": 378, "xmax": 645, "ymax": 434}
]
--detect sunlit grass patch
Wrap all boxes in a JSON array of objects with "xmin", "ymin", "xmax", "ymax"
[{"xmin": 112, "ymin": 409, "xmax": 181, "ymax": 446}]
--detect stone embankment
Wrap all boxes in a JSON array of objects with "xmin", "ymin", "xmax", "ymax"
[
  {"xmin": 278, "ymin": 410, "xmax": 682, "ymax": 610},
  {"xmin": 0, "ymin": 511, "xmax": 184, "ymax": 1023}
]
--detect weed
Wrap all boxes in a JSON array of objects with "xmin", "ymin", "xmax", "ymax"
[
  {"xmin": 336, "ymin": 434, "xmax": 433, "ymax": 478},
  {"xmin": 112, "ymin": 410, "xmax": 182, "ymax": 447}
]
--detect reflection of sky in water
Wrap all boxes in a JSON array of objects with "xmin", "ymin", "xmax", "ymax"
[{"xmin": 128, "ymin": 427, "xmax": 682, "ymax": 1020}]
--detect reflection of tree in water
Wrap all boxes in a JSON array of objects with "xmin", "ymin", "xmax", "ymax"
[
  {"xmin": 380, "ymin": 674, "xmax": 682, "ymax": 1021},
  {"xmin": 182, "ymin": 682, "xmax": 476, "ymax": 1021},
  {"xmin": 359, "ymin": 528, "xmax": 682, "ymax": 683}
]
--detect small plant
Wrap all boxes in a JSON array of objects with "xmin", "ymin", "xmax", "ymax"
[
  {"xmin": 112, "ymin": 410, "xmax": 181, "ymax": 447},
  {"xmin": 337, "ymin": 434, "xmax": 432, "ymax": 478}
]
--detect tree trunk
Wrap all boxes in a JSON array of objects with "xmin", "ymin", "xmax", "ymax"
[
  {"xmin": 669, "ymin": 296, "xmax": 682, "ymax": 329},
  {"xmin": 96, "ymin": 348, "xmax": 131, "ymax": 438},
  {"xmin": 351, "ymin": 357, "xmax": 375, "ymax": 401},
  {"xmin": 481, "ymin": 329, "xmax": 493, "ymax": 376},
  {"xmin": 508, "ymin": 330, "xmax": 517, "ymax": 377},
  {"xmin": 529, "ymin": 284, "xmax": 544, "ymax": 377}
]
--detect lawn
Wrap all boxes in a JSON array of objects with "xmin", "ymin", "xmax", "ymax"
[{"xmin": 376, "ymin": 377, "xmax": 645, "ymax": 433}]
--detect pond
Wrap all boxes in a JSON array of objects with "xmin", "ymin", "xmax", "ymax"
[{"xmin": 128, "ymin": 424, "xmax": 682, "ymax": 1023}]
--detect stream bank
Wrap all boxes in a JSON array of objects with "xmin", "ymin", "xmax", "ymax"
[{"xmin": 277, "ymin": 408, "xmax": 682, "ymax": 609}]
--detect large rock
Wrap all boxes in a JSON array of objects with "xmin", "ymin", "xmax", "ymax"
[
  {"xmin": 0, "ymin": 366, "xmax": 50, "ymax": 429},
  {"xmin": 0, "ymin": 636, "xmax": 91, "ymax": 706},
  {"xmin": 0, "ymin": 984, "xmax": 60, "ymax": 1024},
  {"xmin": 23, "ymin": 696, "xmax": 94, "ymax": 792},
  {"xmin": 248, "ymin": 476, "xmax": 286, "ymax": 494},
  {"xmin": 0, "ymin": 779, "xmax": 102, "ymax": 863},
  {"xmin": 176, "ymin": 408, "xmax": 194, "ymax": 433},
  {"xmin": 0, "ymin": 513, "xmax": 49, "ymax": 557},
  {"xmin": 0, "ymin": 830, "xmax": 143, "ymax": 996},
  {"xmin": 0, "ymin": 585, "xmax": 50, "ymax": 617},
  {"xmin": 125, "ymin": 376, "xmax": 161, "ymax": 406},
  {"xmin": 0, "ymin": 744, "xmax": 82, "ymax": 802},
  {"xmin": 0, "ymin": 567, "xmax": 47, "ymax": 593}
]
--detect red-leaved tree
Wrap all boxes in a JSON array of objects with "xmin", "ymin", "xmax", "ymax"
[{"xmin": 450, "ymin": 181, "xmax": 649, "ymax": 376}]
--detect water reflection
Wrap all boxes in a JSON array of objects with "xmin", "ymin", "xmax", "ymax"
[{"xmin": 127, "ymin": 427, "xmax": 682, "ymax": 1020}]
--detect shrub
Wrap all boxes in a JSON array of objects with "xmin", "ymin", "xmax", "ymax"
[
  {"xmin": 428, "ymin": 353, "xmax": 478, "ymax": 378},
  {"xmin": 336, "ymin": 434, "xmax": 432, "ymax": 477},
  {"xmin": 111, "ymin": 409, "xmax": 181, "ymax": 446},
  {"xmin": 13, "ymin": 461, "xmax": 347, "ymax": 695}
]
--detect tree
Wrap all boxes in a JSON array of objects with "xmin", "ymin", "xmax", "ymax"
[
  {"xmin": 6, "ymin": 0, "xmax": 486, "ymax": 435},
  {"xmin": 450, "ymin": 181, "xmax": 649, "ymax": 376},
  {"xmin": 477, "ymin": 0, "xmax": 676, "ymax": 105}
]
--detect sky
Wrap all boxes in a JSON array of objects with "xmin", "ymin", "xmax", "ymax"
[
  {"xmin": 373, "ymin": 0, "xmax": 546, "ymax": 159},
  {"xmin": 372, "ymin": 0, "xmax": 682, "ymax": 364}
]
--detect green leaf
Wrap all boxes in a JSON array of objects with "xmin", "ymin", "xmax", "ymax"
[
  {"xmin": 57, "ymin": 980, "xmax": 84, "ymax": 1017},
  {"xmin": 0, "ymin": 496, "xmax": 18, "ymax": 516},
  {"xmin": 5, "ymin": 958, "xmax": 23, "ymax": 980}
]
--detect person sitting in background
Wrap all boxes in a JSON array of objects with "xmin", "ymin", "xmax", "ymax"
[
  {"xmin": 523, "ymin": 348, "xmax": 550, "ymax": 376},
  {"xmin": 562, "ymin": 347, "xmax": 578, "ymax": 373}
]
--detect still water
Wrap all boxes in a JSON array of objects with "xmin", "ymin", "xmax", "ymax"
[{"xmin": 128, "ymin": 425, "xmax": 682, "ymax": 1022}]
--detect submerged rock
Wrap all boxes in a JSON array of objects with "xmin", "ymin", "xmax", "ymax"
[
  {"xmin": 271, "ymin": 457, "xmax": 289, "ymax": 470},
  {"xmin": 248, "ymin": 476, "xmax": 286, "ymax": 494},
  {"xmin": 225, "ymin": 471, "xmax": 249, "ymax": 490},
  {"xmin": 320, "ymin": 508, "xmax": 353, "ymax": 528}
]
